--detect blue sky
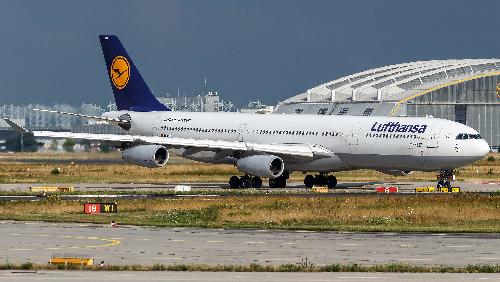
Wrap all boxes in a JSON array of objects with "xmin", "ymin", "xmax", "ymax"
[{"xmin": 0, "ymin": 0, "xmax": 499, "ymax": 107}]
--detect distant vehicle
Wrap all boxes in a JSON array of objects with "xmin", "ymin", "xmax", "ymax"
[{"xmin": 5, "ymin": 35, "xmax": 490, "ymax": 189}]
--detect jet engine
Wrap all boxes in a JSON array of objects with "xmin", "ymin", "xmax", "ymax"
[
  {"xmin": 378, "ymin": 170, "xmax": 413, "ymax": 177},
  {"xmin": 122, "ymin": 145, "xmax": 169, "ymax": 168},
  {"xmin": 236, "ymin": 155, "xmax": 284, "ymax": 178}
]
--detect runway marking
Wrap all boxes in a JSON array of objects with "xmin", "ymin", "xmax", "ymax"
[
  {"xmin": 475, "ymin": 257, "xmax": 500, "ymax": 260},
  {"xmin": 283, "ymin": 242, "xmax": 298, "ymax": 245},
  {"xmin": 206, "ymin": 240, "xmax": 224, "ymax": 243},
  {"xmin": 171, "ymin": 239, "xmax": 185, "ymax": 242},
  {"xmin": 245, "ymin": 241, "xmax": 265, "ymax": 244},
  {"xmin": 447, "ymin": 245, "xmax": 472, "ymax": 248},
  {"xmin": 7, "ymin": 234, "xmax": 121, "ymax": 251},
  {"xmin": 399, "ymin": 244, "xmax": 414, "ymax": 247},
  {"xmin": 134, "ymin": 238, "xmax": 150, "ymax": 241},
  {"xmin": 296, "ymin": 230, "xmax": 315, "ymax": 233}
]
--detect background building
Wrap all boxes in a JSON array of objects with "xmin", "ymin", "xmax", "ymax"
[{"xmin": 275, "ymin": 59, "xmax": 500, "ymax": 149}]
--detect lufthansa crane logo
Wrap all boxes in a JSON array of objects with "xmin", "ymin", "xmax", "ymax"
[
  {"xmin": 497, "ymin": 82, "xmax": 500, "ymax": 99},
  {"xmin": 110, "ymin": 56, "xmax": 130, "ymax": 90}
]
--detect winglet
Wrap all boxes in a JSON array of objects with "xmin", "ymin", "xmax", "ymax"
[{"xmin": 3, "ymin": 118, "xmax": 30, "ymax": 134}]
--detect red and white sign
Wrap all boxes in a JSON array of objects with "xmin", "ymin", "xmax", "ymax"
[
  {"xmin": 84, "ymin": 203, "xmax": 101, "ymax": 214},
  {"xmin": 375, "ymin": 186, "xmax": 399, "ymax": 193}
]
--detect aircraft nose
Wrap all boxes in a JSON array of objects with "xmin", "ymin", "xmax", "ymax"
[{"xmin": 478, "ymin": 140, "xmax": 491, "ymax": 157}]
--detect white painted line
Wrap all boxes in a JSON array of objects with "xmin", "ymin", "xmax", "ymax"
[
  {"xmin": 171, "ymin": 239, "xmax": 185, "ymax": 242},
  {"xmin": 296, "ymin": 230, "xmax": 315, "ymax": 233},
  {"xmin": 206, "ymin": 240, "xmax": 224, "ymax": 243},
  {"xmin": 244, "ymin": 241, "xmax": 265, "ymax": 244},
  {"xmin": 475, "ymin": 257, "xmax": 500, "ymax": 260},
  {"xmin": 10, "ymin": 248, "xmax": 34, "ymax": 251},
  {"xmin": 134, "ymin": 238, "xmax": 150, "ymax": 241},
  {"xmin": 282, "ymin": 242, "xmax": 298, "ymax": 245},
  {"xmin": 447, "ymin": 245, "xmax": 472, "ymax": 248},
  {"xmin": 399, "ymin": 244, "xmax": 414, "ymax": 247}
]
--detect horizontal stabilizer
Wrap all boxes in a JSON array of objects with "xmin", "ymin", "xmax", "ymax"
[
  {"xmin": 33, "ymin": 109, "xmax": 130, "ymax": 128},
  {"xmin": 3, "ymin": 118, "xmax": 30, "ymax": 134}
]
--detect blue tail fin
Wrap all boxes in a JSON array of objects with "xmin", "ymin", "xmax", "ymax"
[{"xmin": 99, "ymin": 35, "xmax": 170, "ymax": 112}]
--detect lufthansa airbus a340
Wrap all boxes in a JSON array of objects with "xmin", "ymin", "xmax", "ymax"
[{"xmin": 5, "ymin": 35, "xmax": 491, "ymax": 189}]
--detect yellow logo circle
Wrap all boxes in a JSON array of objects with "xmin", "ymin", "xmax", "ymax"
[
  {"xmin": 497, "ymin": 82, "xmax": 500, "ymax": 99},
  {"xmin": 110, "ymin": 56, "xmax": 130, "ymax": 90}
]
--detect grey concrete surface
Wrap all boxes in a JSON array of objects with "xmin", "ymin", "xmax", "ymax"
[
  {"xmin": 1, "ymin": 221, "xmax": 499, "ymax": 266},
  {"xmin": 1, "ymin": 271, "xmax": 500, "ymax": 282},
  {"xmin": 0, "ymin": 181, "xmax": 499, "ymax": 193}
]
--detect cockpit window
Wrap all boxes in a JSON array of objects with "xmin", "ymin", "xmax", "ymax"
[{"xmin": 456, "ymin": 133, "xmax": 482, "ymax": 140}]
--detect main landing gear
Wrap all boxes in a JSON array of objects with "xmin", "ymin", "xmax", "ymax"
[
  {"xmin": 437, "ymin": 169, "xmax": 454, "ymax": 189},
  {"xmin": 228, "ymin": 171, "xmax": 289, "ymax": 189},
  {"xmin": 304, "ymin": 173, "xmax": 337, "ymax": 189},
  {"xmin": 229, "ymin": 175, "xmax": 263, "ymax": 189}
]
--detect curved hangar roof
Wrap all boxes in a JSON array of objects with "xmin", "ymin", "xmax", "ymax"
[{"xmin": 283, "ymin": 59, "xmax": 500, "ymax": 103}]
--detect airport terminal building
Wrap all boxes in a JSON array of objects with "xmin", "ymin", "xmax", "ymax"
[{"xmin": 274, "ymin": 59, "xmax": 500, "ymax": 149}]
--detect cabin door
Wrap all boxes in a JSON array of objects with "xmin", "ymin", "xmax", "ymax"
[{"xmin": 238, "ymin": 123, "xmax": 247, "ymax": 142}]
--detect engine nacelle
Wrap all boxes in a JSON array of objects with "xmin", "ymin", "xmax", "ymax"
[
  {"xmin": 122, "ymin": 145, "xmax": 169, "ymax": 168},
  {"xmin": 378, "ymin": 170, "xmax": 413, "ymax": 177},
  {"xmin": 236, "ymin": 155, "xmax": 284, "ymax": 178}
]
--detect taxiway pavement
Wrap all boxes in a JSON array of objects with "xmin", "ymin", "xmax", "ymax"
[
  {"xmin": 1, "ymin": 221, "xmax": 499, "ymax": 266},
  {"xmin": 0, "ymin": 181, "xmax": 499, "ymax": 193}
]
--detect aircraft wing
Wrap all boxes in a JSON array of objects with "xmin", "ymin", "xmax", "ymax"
[{"xmin": 4, "ymin": 119, "xmax": 332, "ymax": 159}]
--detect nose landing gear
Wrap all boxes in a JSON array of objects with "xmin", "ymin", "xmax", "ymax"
[
  {"xmin": 304, "ymin": 173, "xmax": 337, "ymax": 189},
  {"xmin": 437, "ymin": 169, "xmax": 454, "ymax": 189}
]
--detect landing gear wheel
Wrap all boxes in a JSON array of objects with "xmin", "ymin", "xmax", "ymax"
[
  {"xmin": 437, "ymin": 170, "xmax": 454, "ymax": 190},
  {"xmin": 304, "ymin": 175, "xmax": 315, "ymax": 188},
  {"xmin": 229, "ymin": 176, "xmax": 240, "ymax": 189},
  {"xmin": 269, "ymin": 175, "xmax": 286, "ymax": 188},
  {"xmin": 269, "ymin": 178, "xmax": 278, "ymax": 188},
  {"xmin": 251, "ymin": 176, "xmax": 262, "ymax": 188},
  {"xmin": 240, "ymin": 175, "xmax": 252, "ymax": 188},
  {"xmin": 326, "ymin": 175, "xmax": 337, "ymax": 189},
  {"xmin": 314, "ymin": 174, "xmax": 326, "ymax": 186}
]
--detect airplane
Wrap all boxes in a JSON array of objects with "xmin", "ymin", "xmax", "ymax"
[{"xmin": 4, "ymin": 35, "xmax": 491, "ymax": 189}]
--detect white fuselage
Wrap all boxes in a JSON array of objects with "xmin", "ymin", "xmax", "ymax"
[{"xmin": 118, "ymin": 111, "xmax": 490, "ymax": 173}]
